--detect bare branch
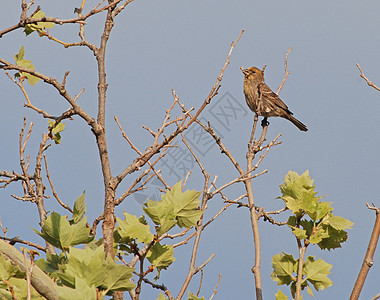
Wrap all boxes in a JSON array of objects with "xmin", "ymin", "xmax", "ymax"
[
  {"xmin": 209, "ymin": 274, "xmax": 222, "ymax": 300},
  {"xmin": 43, "ymin": 155, "xmax": 73, "ymax": 213},
  {"xmin": 0, "ymin": 59, "xmax": 97, "ymax": 130},
  {"xmin": 172, "ymin": 231, "xmax": 197, "ymax": 248},
  {"xmin": 194, "ymin": 253, "xmax": 215, "ymax": 275},
  {"xmin": 185, "ymin": 30, "xmax": 244, "ymax": 128},
  {"xmin": 196, "ymin": 270, "xmax": 204, "ymax": 297},
  {"xmin": 350, "ymin": 203, "xmax": 380, "ymax": 299},
  {"xmin": 277, "ymin": 47, "xmax": 292, "ymax": 94},
  {"xmin": 0, "ymin": 236, "xmax": 46, "ymax": 252},
  {"xmin": 0, "ymin": 217, "xmax": 7, "ymax": 237},
  {"xmin": 159, "ymin": 228, "xmax": 190, "ymax": 241},
  {"xmin": 0, "ymin": 170, "xmax": 33, "ymax": 188},
  {"xmin": 256, "ymin": 206, "xmax": 287, "ymax": 226},
  {"xmin": 115, "ymin": 116, "xmax": 142, "ymax": 154},
  {"xmin": 139, "ymin": 277, "xmax": 174, "ymax": 300},
  {"xmin": 356, "ymin": 64, "xmax": 380, "ymax": 92},
  {"xmin": 0, "ymin": 0, "xmax": 129, "ymax": 38}
]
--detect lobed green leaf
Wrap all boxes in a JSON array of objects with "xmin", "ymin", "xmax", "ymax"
[
  {"xmin": 116, "ymin": 212, "xmax": 154, "ymax": 244},
  {"xmin": 69, "ymin": 191, "xmax": 86, "ymax": 224},
  {"xmin": 147, "ymin": 242, "xmax": 175, "ymax": 279},
  {"xmin": 13, "ymin": 46, "xmax": 40, "ymax": 85},
  {"xmin": 33, "ymin": 212, "xmax": 93, "ymax": 251}
]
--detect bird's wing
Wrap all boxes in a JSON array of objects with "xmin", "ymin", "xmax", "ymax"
[{"xmin": 259, "ymin": 83, "xmax": 293, "ymax": 114}]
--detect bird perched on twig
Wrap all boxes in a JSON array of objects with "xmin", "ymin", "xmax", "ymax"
[{"xmin": 242, "ymin": 66, "xmax": 308, "ymax": 131}]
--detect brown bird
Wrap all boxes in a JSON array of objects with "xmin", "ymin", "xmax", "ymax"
[{"xmin": 242, "ymin": 66, "xmax": 308, "ymax": 131}]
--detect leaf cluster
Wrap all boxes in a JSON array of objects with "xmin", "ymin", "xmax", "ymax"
[
  {"xmin": 272, "ymin": 171, "xmax": 353, "ymax": 299},
  {"xmin": 0, "ymin": 182, "xmax": 203, "ymax": 299},
  {"xmin": 272, "ymin": 253, "xmax": 332, "ymax": 298},
  {"xmin": 115, "ymin": 181, "xmax": 203, "ymax": 279},
  {"xmin": 24, "ymin": 11, "xmax": 54, "ymax": 36},
  {"xmin": 279, "ymin": 171, "xmax": 353, "ymax": 250}
]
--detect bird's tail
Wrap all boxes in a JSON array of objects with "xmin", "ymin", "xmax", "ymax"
[{"xmin": 286, "ymin": 115, "xmax": 308, "ymax": 131}]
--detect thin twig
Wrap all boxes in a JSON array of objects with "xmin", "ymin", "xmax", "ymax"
[
  {"xmin": 0, "ymin": 217, "xmax": 7, "ymax": 237},
  {"xmin": 255, "ymin": 206, "xmax": 287, "ymax": 226},
  {"xmin": 356, "ymin": 64, "xmax": 380, "ymax": 92},
  {"xmin": 196, "ymin": 269, "xmax": 204, "ymax": 297},
  {"xmin": 0, "ymin": 0, "xmax": 128, "ymax": 38},
  {"xmin": 209, "ymin": 274, "xmax": 222, "ymax": 300},
  {"xmin": 139, "ymin": 277, "xmax": 174, "ymax": 300},
  {"xmin": 44, "ymin": 155, "xmax": 73, "ymax": 213},
  {"xmin": 23, "ymin": 249, "xmax": 34, "ymax": 300},
  {"xmin": 172, "ymin": 231, "xmax": 197, "ymax": 248},
  {"xmin": 159, "ymin": 228, "xmax": 190, "ymax": 241},
  {"xmin": 1, "ymin": 236, "xmax": 46, "ymax": 252},
  {"xmin": 350, "ymin": 203, "xmax": 380, "ymax": 300},
  {"xmin": 277, "ymin": 47, "xmax": 292, "ymax": 94}
]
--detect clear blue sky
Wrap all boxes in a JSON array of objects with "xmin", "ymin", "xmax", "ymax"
[{"xmin": 1, "ymin": 1, "xmax": 380, "ymax": 299}]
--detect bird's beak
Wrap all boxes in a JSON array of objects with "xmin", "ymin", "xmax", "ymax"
[{"xmin": 242, "ymin": 68, "xmax": 249, "ymax": 76}]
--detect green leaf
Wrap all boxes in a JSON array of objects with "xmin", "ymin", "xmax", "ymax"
[
  {"xmin": 309, "ymin": 227, "xmax": 329, "ymax": 244},
  {"xmin": 306, "ymin": 201, "xmax": 332, "ymax": 221},
  {"xmin": 306, "ymin": 284, "xmax": 314, "ymax": 296},
  {"xmin": 0, "ymin": 255, "xmax": 25, "ymax": 281},
  {"xmin": 143, "ymin": 198, "xmax": 177, "ymax": 236},
  {"xmin": 24, "ymin": 11, "xmax": 55, "ymax": 36},
  {"xmin": 271, "ymin": 253, "xmax": 296, "ymax": 286},
  {"xmin": 156, "ymin": 293, "xmax": 167, "ymax": 300},
  {"xmin": 275, "ymin": 289, "xmax": 288, "ymax": 300},
  {"xmin": 69, "ymin": 191, "xmax": 86, "ymax": 224},
  {"xmin": 168, "ymin": 181, "xmax": 203, "ymax": 228},
  {"xmin": 279, "ymin": 171, "xmax": 315, "ymax": 202},
  {"xmin": 101, "ymin": 256, "xmax": 135, "ymax": 292},
  {"xmin": 2, "ymin": 277, "xmax": 45, "ymax": 299},
  {"xmin": 48, "ymin": 120, "xmax": 65, "ymax": 144},
  {"xmin": 55, "ymin": 246, "xmax": 105, "ymax": 288},
  {"xmin": 299, "ymin": 219, "xmax": 314, "ymax": 237},
  {"xmin": 187, "ymin": 292, "xmax": 205, "ymax": 300},
  {"xmin": 147, "ymin": 242, "xmax": 175, "ymax": 279},
  {"xmin": 303, "ymin": 256, "xmax": 333, "ymax": 291},
  {"xmin": 57, "ymin": 277, "xmax": 97, "ymax": 300},
  {"xmin": 13, "ymin": 46, "xmax": 40, "ymax": 86},
  {"xmin": 279, "ymin": 171, "xmax": 328, "ymax": 220},
  {"xmin": 324, "ymin": 215, "xmax": 353, "ymax": 230},
  {"xmin": 116, "ymin": 212, "xmax": 154, "ymax": 244},
  {"xmin": 287, "ymin": 215, "xmax": 297, "ymax": 227},
  {"xmin": 143, "ymin": 181, "xmax": 203, "ymax": 236},
  {"xmin": 291, "ymin": 227, "xmax": 308, "ymax": 240},
  {"xmin": 317, "ymin": 225, "xmax": 348, "ymax": 250},
  {"xmin": 33, "ymin": 212, "xmax": 94, "ymax": 251},
  {"xmin": 35, "ymin": 252, "xmax": 66, "ymax": 277},
  {"xmin": 55, "ymin": 245, "xmax": 135, "ymax": 292}
]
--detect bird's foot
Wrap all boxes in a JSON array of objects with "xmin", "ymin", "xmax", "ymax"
[{"xmin": 261, "ymin": 117, "xmax": 269, "ymax": 127}]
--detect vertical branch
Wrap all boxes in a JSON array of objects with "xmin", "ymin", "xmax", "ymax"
[
  {"xmin": 34, "ymin": 134, "xmax": 49, "ymax": 222},
  {"xmin": 95, "ymin": 2, "xmax": 117, "ymax": 258},
  {"xmin": 244, "ymin": 121, "xmax": 270, "ymax": 300},
  {"xmin": 135, "ymin": 253, "xmax": 145, "ymax": 300},
  {"xmin": 295, "ymin": 245, "xmax": 307, "ymax": 300},
  {"xmin": 23, "ymin": 249, "xmax": 33, "ymax": 300},
  {"xmin": 244, "ymin": 48, "xmax": 292, "ymax": 298},
  {"xmin": 34, "ymin": 134, "xmax": 56, "ymax": 254},
  {"xmin": 245, "ymin": 153, "xmax": 263, "ymax": 300},
  {"xmin": 20, "ymin": 0, "xmax": 28, "ymax": 23},
  {"xmin": 350, "ymin": 204, "xmax": 380, "ymax": 300}
]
